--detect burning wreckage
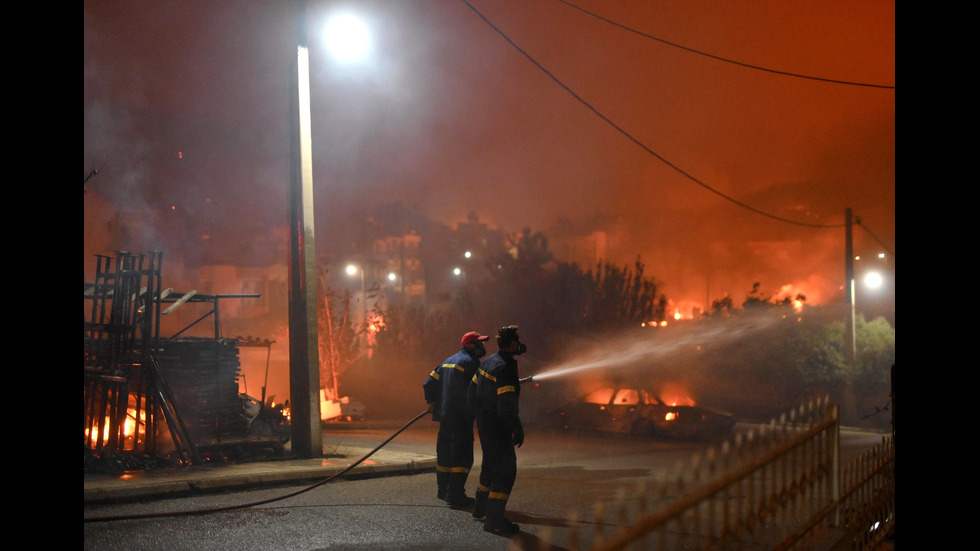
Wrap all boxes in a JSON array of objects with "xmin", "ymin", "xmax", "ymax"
[
  {"xmin": 551, "ymin": 386, "xmax": 736, "ymax": 440},
  {"xmin": 83, "ymin": 252, "xmax": 290, "ymax": 470}
]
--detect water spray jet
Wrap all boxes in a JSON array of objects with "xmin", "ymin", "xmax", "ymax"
[{"xmin": 528, "ymin": 310, "xmax": 784, "ymax": 383}]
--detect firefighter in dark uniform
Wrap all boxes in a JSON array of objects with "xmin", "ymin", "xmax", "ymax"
[
  {"xmin": 423, "ymin": 331, "xmax": 490, "ymax": 507},
  {"xmin": 469, "ymin": 325, "xmax": 527, "ymax": 535}
]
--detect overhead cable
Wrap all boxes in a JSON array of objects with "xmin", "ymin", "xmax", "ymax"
[
  {"xmin": 855, "ymin": 218, "xmax": 895, "ymax": 258},
  {"xmin": 555, "ymin": 0, "xmax": 895, "ymax": 90},
  {"xmin": 460, "ymin": 0, "xmax": 844, "ymax": 229}
]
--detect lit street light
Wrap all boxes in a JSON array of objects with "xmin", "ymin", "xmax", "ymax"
[
  {"xmin": 323, "ymin": 12, "xmax": 372, "ymax": 63},
  {"xmin": 287, "ymin": 0, "xmax": 321, "ymax": 458},
  {"xmin": 346, "ymin": 263, "xmax": 368, "ymax": 328},
  {"xmin": 287, "ymin": 2, "xmax": 372, "ymax": 458},
  {"xmin": 845, "ymin": 207, "xmax": 895, "ymax": 367},
  {"xmin": 864, "ymin": 271, "xmax": 883, "ymax": 290}
]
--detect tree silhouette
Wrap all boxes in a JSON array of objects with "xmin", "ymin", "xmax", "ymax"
[{"xmin": 316, "ymin": 269, "xmax": 359, "ymax": 400}]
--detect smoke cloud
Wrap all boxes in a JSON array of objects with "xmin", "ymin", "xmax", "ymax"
[{"xmin": 84, "ymin": 1, "xmax": 893, "ymax": 326}]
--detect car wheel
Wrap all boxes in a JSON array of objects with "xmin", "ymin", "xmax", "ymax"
[{"xmin": 630, "ymin": 419, "xmax": 655, "ymax": 437}]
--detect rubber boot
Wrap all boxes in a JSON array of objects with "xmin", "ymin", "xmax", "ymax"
[
  {"xmin": 472, "ymin": 488, "xmax": 489, "ymax": 519},
  {"xmin": 436, "ymin": 469, "xmax": 449, "ymax": 501},
  {"xmin": 483, "ymin": 497, "xmax": 519, "ymax": 535},
  {"xmin": 446, "ymin": 471, "xmax": 475, "ymax": 508}
]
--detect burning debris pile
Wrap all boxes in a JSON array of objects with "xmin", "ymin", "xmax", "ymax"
[
  {"xmin": 157, "ymin": 338, "xmax": 246, "ymax": 444},
  {"xmin": 84, "ymin": 251, "xmax": 289, "ymax": 467},
  {"xmin": 83, "ymin": 447, "xmax": 183, "ymax": 475},
  {"xmin": 156, "ymin": 337, "xmax": 290, "ymax": 458}
]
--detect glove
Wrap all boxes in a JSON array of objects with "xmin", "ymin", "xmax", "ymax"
[
  {"xmin": 426, "ymin": 403, "xmax": 435, "ymax": 413},
  {"xmin": 512, "ymin": 425, "xmax": 525, "ymax": 448}
]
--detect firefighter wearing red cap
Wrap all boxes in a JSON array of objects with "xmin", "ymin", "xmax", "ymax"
[
  {"xmin": 423, "ymin": 330, "xmax": 490, "ymax": 507},
  {"xmin": 469, "ymin": 325, "xmax": 527, "ymax": 535}
]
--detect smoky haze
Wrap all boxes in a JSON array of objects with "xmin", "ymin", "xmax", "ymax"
[
  {"xmin": 535, "ymin": 310, "xmax": 779, "ymax": 383},
  {"xmin": 84, "ymin": 1, "xmax": 894, "ymax": 318},
  {"xmin": 518, "ymin": 310, "xmax": 778, "ymax": 416}
]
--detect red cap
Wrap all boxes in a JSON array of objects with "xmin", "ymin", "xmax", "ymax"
[{"xmin": 461, "ymin": 331, "xmax": 490, "ymax": 346}]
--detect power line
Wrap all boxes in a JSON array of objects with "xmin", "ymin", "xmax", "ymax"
[
  {"xmin": 855, "ymin": 217, "xmax": 895, "ymax": 258},
  {"xmin": 555, "ymin": 0, "xmax": 895, "ymax": 90},
  {"xmin": 459, "ymin": 0, "xmax": 843, "ymax": 229}
]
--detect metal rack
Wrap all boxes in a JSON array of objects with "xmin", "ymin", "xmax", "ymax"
[{"xmin": 83, "ymin": 251, "xmax": 269, "ymax": 464}]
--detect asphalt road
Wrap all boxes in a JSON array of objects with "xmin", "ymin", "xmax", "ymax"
[{"xmin": 83, "ymin": 422, "xmax": 890, "ymax": 550}]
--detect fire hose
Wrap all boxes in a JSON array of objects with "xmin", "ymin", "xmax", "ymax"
[
  {"xmin": 84, "ymin": 408, "xmax": 433, "ymax": 523},
  {"xmin": 84, "ymin": 377, "xmax": 536, "ymax": 523}
]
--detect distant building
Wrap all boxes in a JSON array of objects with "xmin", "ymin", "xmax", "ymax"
[{"xmin": 371, "ymin": 231, "xmax": 425, "ymax": 305}]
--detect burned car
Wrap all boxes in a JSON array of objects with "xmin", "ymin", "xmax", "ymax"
[{"xmin": 552, "ymin": 386, "xmax": 735, "ymax": 440}]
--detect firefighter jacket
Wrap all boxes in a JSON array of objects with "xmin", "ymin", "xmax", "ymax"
[
  {"xmin": 470, "ymin": 351, "xmax": 522, "ymax": 435},
  {"xmin": 423, "ymin": 348, "xmax": 481, "ymax": 423}
]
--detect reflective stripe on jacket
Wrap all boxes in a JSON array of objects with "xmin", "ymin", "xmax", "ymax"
[
  {"xmin": 423, "ymin": 348, "xmax": 481, "ymax": 422},
  {"xmin": 471, "ymin": 351, "xmax": 521, "ymax": 433}
]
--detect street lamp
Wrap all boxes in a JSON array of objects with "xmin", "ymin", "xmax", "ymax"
[
  {"xmin": 287, "ymin": 2, "xmax": 372, "ymax": 458},
  {"xmin": 346, "ymin": 263, "xmax": 367, "ymax": 327},
  {"xmin": 323, "ymin": 12, "xmax": 372, "ymax": 63},
  {"xmin": 863, "ymin": 271, "xmax": 883, "ymax": 290},
  {"xmin": 845, "ymin": 209, "xmax": 856, "ymax": 366},
  {"xmin": 846, "ymin": 206, "xmax": 894, "ymax": 366},
  {"xmin": 287, "ymin": 0, "xmax": 321, "ymax": 458}
]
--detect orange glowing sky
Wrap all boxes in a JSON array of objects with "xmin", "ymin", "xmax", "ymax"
[{"xmin": 84, "ymin": 0, "xmax": 894, "ymax": 315}]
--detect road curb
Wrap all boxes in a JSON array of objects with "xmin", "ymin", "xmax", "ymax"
[{"xmin": 84, "ymin": 448, "xmax": 437, "ymax": 505}]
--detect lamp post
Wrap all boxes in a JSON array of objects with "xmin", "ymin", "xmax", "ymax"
[
  {"xmin": 287, "ymin": 4, "xmax": 373, "ymax": 456},
  {"xmin": 287, "ymin": 0, "xmax": 321, "ymax": 458},
  {"xmin": 844, "ymin": 208, "xmax": 857, "ymax": 366},
  {"xmin": 346, "ymin": 263, "xmax": 367, "ymax": 329}
]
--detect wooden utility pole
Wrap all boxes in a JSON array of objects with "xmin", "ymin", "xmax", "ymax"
[{"xmin": 845, "ymin": 208, "xmax": 856, "ymax": 366}]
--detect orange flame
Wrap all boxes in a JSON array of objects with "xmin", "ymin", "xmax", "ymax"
[
  {"xmin": 84, "ymin": 407, "xmax": 146, "ymax": 450},
  {"xmin": 657, "ymin": 382, "xmax": 696, "ymax": 407}
]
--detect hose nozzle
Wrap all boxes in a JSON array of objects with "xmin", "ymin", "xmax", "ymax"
[{"xmin": 519, "ymin": 376, "xmax": 534, "ymax": 385}]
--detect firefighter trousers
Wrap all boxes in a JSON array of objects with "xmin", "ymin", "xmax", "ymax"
[
  {"xmin": 475, "ymin": 420, "xmax": 517, "ymax": 518},
  {"xmin": 435, "ymin": 417, "xmax": 474, "ymax": 498}
]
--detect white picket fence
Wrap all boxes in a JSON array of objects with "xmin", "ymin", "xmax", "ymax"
[{"xmin": 522, "ymin": 397, "xmax": 894, "ymax": 551}]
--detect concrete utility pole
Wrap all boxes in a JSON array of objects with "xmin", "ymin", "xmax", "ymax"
[
  {"xmin": 845, "ymin": 208, "xmax": 856, "ymax": 366},
  {"xmin": 287, "ymin": 0, "xmax": 322, "ymax": 458}
]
